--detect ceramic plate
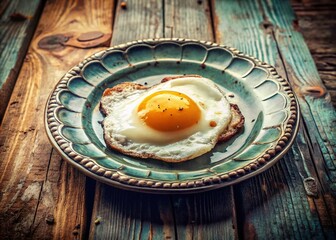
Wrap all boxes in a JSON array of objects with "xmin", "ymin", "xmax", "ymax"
[{"xmin": 45, "ymin": 39, "xmax": 299, "ymax": 193}]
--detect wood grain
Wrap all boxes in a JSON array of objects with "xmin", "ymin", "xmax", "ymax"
[
  {"xmin": 212, "ymin": 0, "xmax": 336, "ymax": 238},
  {"xmin": 173, "ymin": 189, "xmax": 236, "ymax": 240},
  {"xmin": 111, "ymin": 0, "xmax": 163, "ymax": 45},
  {"xmin": 0, "ymin": 0, "xmax": 114, "ymax": 239},
  {"xmin": 89, "ymin": 0, "xmax": 177, "ymax": 239},
  {"xmin": 261, "ymin": 3, "xmax": 336, "ymax": 235},
  {"xmin": 90, "ymin": 185, "xmax": 176, "ymax": 239},
  {"xmin": 164, "ymin": 1, "xmax": 236, "ymax": 238},
  {"xmin": 291, "ymin": 0, "xmax": 336, "ymax": 107},
  {"xmin": 234, "ymin": 151, "xmax": 327, "ymax": 239},
  {"xmin": 0, "ymin": 0, "xmax": 43, "ymax": 123},
  {"xmin": 164, "ymin": 0, "xmax": 213, "ymax": 41}
]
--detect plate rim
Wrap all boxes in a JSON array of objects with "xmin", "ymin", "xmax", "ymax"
[{"xmin": 44, "ymin": 38, "xmax": 300, "ymax": 193}]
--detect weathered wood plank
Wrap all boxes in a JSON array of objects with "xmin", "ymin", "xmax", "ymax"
[
  {"xmin": 90, "ymin": 185, "xmax": 175, "ymax": 239},
  {"xmin": 0, "ymin": 0, "xmax": 43, "ymax": 123},
  {"xmin": 164, "ymin": 0, "xmax": 213, "ymax": 41},
  {"xmin": 291, "ymin": 0, "xmax": 336, "ymax": 107},
  {"xmin": 111, "ymin": 0, "xmax": 163, "ymax": 45},
  {"xmin": 212, "ymin": 0, "xmax": 336, "ymax": 238},
  {"xmin": 89, "ymin": 1, "xmax": 176, "ymax": 239},
  {"xmin": 262, "ymin": 2, "xmax": 336, "ymax": 235},
  {"xmin": 234, "ymin": 147, "xmax": 327, "ymax": 239},
  {"xmin": 173, "ymin": 190, "xmax": 236, "ymax": 240},
  {"xmin": 164, "ymin": 0, "xmax": 236, "ymax": 239},
  {"xmin": 0, "ymin": 0, "xmax": 114, "ymax": 239}
]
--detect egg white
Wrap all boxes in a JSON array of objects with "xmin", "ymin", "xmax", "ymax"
[{"xmin": 101, "ymin": 76, "xmax": 232, "ymax": 161}]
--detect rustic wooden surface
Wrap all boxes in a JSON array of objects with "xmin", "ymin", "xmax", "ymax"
[
  {"xmin": 0, "ymin": 0, "xmax": 114, "ymax": 239},
  {"xmin": 292, "ymin": 0, "xmax": 336, "ymax": 107},
  {"xmin": 0, "ymin": 0, "xmax": 43, "ymax": 123},
  {"xmin": 213, "ymin": 0, "xmax": 336, "ymax": 239},
  {"xmin": 0, "ymin": 0, "xmax": 335, "ymax": 239}
]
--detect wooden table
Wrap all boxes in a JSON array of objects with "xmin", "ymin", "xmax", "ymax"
[{"xmin": 1, "ymin": 0, "xmax": 335, "ymax": 239}]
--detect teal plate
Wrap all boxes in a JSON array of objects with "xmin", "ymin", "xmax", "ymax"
[{"xmin": 45, "ymin": 39, "xmax": 299, "ymax": 193}]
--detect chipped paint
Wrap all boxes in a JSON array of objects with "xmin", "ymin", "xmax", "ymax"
[{"xmin": 21, "ymin": 182, "xmax": 41, "ymax": 202}]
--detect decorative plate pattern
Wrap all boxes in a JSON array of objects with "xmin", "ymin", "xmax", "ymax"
[{"xmin": 45, "ymin": 39, "xmax": 299, "ymax": 193}]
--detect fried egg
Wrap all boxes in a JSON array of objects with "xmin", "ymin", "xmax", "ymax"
[{"xmin": 100, "ymin": 76, "xmax": 232, "ymax": 162}]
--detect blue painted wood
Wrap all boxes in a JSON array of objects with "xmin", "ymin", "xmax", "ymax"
[
  {"xmin": 213, "ymin": 0, "xmax": 336, "ymax": 238},
  {"xmin": 0, "ymin": 0, "xmax": 43, "ymax": 122}
]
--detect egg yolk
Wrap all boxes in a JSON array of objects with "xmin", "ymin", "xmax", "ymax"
[{"xmin": 137, "ymin": 90, "xmax": 201, "ymax": 132}]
